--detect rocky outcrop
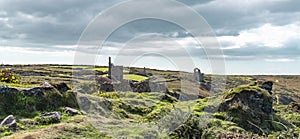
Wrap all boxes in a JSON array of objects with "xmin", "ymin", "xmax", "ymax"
[
  {"xmin": 96, "ymin": 76, "xmax": 112, "ymax": 84},
  {"xmin": 259, "ymin": 81, "xmax": 273, "ymax": 94},
  {"xmin": 0, "ymin": 85, "xmax": 19, "ymax": 94},
  {"xmin": 23, "ymin": 87, "xmax": 46, "ymax": 97},
  {"xmin": 51, "ymin": 82, "xmax": 70, "ymax": 93},
  {"xmin": 131, "ymin": 80, "xmax": 167, "ymax": 93},
  {"xmin": 23, "ymin": 82, "xmax": 70, "ymax": 96},
  {"xmin": 0, "ymin": 82, "xmax": 74, "ymax": 115},
  {"xmin": 219, "ymin": 84, "xmax": 273, "ymax": 134},
  {"xmin": 96, "ymin": 78, "xmax": 169, "ymax": 94},
  {"xmin": 23, "ymin": 82, "xmax": 62, "ymax": 97},
  {"xmin": 99, "ymin": 82, "xmax": 114, "ymax": 92},
  {"xmin": 37, "ymin": 112, "xmax": 61, "ymax": 124},
  {"xmin": 64, "ymin": 107, "xmax": 79, "ymax": 116},
  {"xmin": 0, "ymin": 115, "xmax": 16, "ymax": 131}
]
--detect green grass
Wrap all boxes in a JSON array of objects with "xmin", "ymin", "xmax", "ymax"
[
  {"xmin": 223, "ymin": 83, "xmax": 267, "ymax": 97},
  {"xmin": 0, "ymin": 82, "xmax": 39, "ymax": 89},
  {"xmin": 91, "ymin": 67, "xmax": 129, "ymax": 73},
  {"xmin": 124, "ymin": 74, "xmax": 148, "ymax": 82},
  {"xmin": 91, "ymin": 67, "xmax": 108, "ymax": 71}
]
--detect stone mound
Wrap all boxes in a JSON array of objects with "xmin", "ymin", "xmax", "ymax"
[
  {"xmin": 0, "ymin": 82, "xmax": 76, "ymax": 115},
  {"xmin": 218, "ymin": 84, "xmax": 273, "ymax": 134}
]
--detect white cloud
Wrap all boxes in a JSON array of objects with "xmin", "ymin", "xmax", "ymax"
[
  {"xmin": 218, "ymin": 23, "xmax": 300, "ymax": 49},
  {"xmin": 0, "ymin": 17, "xmax": 13, "ymax": 28},
  {"xmin": 0, "ymin": 11, "xmax": 7, "ymax": 16},
  {"xmin": 0, "ymin": 45, "xmax": 75, "ymax": 64},
  {"xmin": 53, "ymin": 45, "xmax": 77, "ymax": 49},
  {"xmin": 16, "ymin": 12, "xmax": 57, "ymax": 24},
  {"xmin": 265, "ymin": 58, "xmax": 295, "ymax": 62},
  {"xmin": 0, "ymin": 45, "xmax": 74, "ymax": 54}
]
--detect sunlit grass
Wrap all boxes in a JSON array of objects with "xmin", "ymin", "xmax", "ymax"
[
  {"xmin": 91, "ymin": 67, "xmax": 108, "ymax": 71},
  {"xmin": 96, "ymin": 74, "xmax": 147, "ymax": 82},
  {"xmin": 91, "ymin": 67, "xmax": 129, "ymax": 73},
  {"xmin": 0, "ymin": 82, "xmax": 39, "ymax": 89},
  {"xmin": 124, "ymin": 74, "xmax": 148, "ymax": 82}
]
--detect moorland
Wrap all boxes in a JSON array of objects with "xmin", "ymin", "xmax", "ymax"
[{"xmin": 0, "ymin": 64, "xmax": 299, "ymax": 138}]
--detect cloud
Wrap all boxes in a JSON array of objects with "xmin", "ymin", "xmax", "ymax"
[
  {"xmin": 265, "ymin": 58, "xmax": 295, "ymax": 62},
  {"xmin": 217, "ymin": 23, "xmax": 300, "ymax": 60},
  {"xmin": 218, "ymin": 22, "xmax": 300, "ymax": 49},
  {"xmin": 0, "ymin": 0, "xmax": 122, "ymax": 48},
  {"xmin": 194, "ymin": 0, "xmax": 300, "ymax": 35},
  {"xmin": 2, "ymin": 0, "xmax": 299, "ymax": 48}
]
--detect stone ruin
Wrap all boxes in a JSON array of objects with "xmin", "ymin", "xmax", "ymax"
[
  {"xmin": 111, "ymin": 66, "xmax": 123, "ymax": 81},
  {"xmin": 96, "ymin": 57, "xmax": 170, "ymax": 94},
  {"xmin": 141, "ymin": 67, "xmax": 147, "ymax": 76},
  {"xmin": 108, "ymin": 57, "xmax": 124, "ymax": 82},
  {"xmin": 194, "ymin": 68, "xmax": 205, "ymax": 82}
]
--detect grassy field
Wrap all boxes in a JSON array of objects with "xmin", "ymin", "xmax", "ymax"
[{"xmin": 123, "ymin": 74, "xmax": 148, "ymax": 82}]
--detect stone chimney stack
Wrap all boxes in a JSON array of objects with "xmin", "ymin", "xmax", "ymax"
[{"xmin": 108, "ymin": 57, "xmax": 112, "ymax": 79}]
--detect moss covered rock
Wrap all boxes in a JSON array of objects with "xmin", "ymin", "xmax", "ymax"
[
  {"xmin": 35, "ymin": 111, "xmax": 61, "ymax": 124},
  {"xmin": 219, "ymin": 84, "xmax": 273, "ymax": 134},
  {"xmin": 0, "ymin": 82, "xmax": 77, "ymax": 118}
]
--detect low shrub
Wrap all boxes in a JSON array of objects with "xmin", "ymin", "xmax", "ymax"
[{"xmin": 0, "ymin": 68, "xmax": 21, "ymax": 83}]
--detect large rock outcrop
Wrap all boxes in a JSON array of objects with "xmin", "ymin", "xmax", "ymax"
[
  {"xmin": 219, "ymin": 84, "xmax": 273, "ymax": 134},
  {"xmin": 0, "ymin": 82, "xmax": 76, "ymax": 115},
  {"xmin": 0, "ymin": 85, "xmax": 19, "ymax": 94}
]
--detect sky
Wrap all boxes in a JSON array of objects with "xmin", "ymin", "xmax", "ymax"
[{"xmin": 0, "ymin": 0, "xmax": 300, "ymax": 75}]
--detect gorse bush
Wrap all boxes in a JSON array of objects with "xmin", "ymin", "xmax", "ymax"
[{"xmin": 0, "ymin": 68, "xmax": 21, "ymax": 83}]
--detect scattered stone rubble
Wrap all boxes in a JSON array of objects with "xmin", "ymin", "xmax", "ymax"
[
  {"xmin": 0, "ymin": 115, "xmax": 16, "ymax": 131},
  {"xmin": 39, "ymin": 111, "xmax": 61, "ymax": 123},
  {"xmin": 64, "ymin": 107, "xmax": 79, "ymax": 116}
]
